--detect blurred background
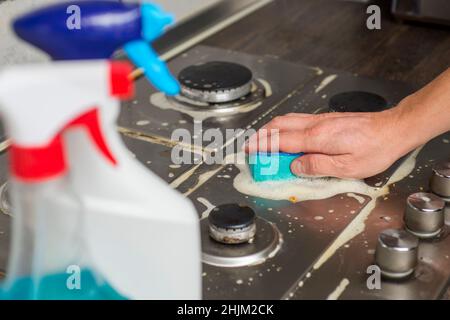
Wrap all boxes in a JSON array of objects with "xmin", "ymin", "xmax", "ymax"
[
  {"xmin": 1, "ymin": 0, "xmax": 449, "ymax": 77},
  {"xmin": 0, "ymin": 0, "xmax": 223, "ymax": 66}
]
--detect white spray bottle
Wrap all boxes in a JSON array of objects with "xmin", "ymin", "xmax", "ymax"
[{"xmin": 0, "ymin": 60, "xmax": 202, "ymax": 299}]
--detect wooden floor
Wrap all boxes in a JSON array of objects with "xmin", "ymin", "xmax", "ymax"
[{"xmin": 202, "ymin": 0, "xmax": 450, "ymax": 86}]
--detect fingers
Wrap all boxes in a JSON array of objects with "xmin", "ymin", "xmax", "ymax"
[
  {"xmin": 246, "ymin": 130, "xmax": 328, "ymax": 154},
  {"xmin": 245, "ymin": 128, "xmax": 281, "ymax": 153},
  {"xmin": 291, "ymin": 154, "xmax": 347, "ymax": 178},
  {"xmin": 261, "ymin": 114, "xmax": 316, "ymax": 132},
  {"xmin": 246, "ymin": 113, "xmax": 323, "ymax": 153},
  {"xmin": 261, "ymin": 112, "xmax": 362, "ymax": 132},
  {"xmin": 245, "ymin": 112, "xmax": 362, "ymax": 154}
]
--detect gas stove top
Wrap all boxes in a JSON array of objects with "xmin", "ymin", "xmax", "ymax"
[
  {"xmin": 118, "ymin": 46, "xmax": 318, "ymax": 152},
  {"xmin": 0, "ymin": 45, "xmax": 448, "ymax": 300},
  {"xmin": 167, "ymin": 58, "xmax": 449, "ymax": 299}
]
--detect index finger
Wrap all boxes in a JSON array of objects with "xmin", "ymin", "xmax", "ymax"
[{"xmin": 246, "ymin": 130, "xmax": 334, "ymax": 154}]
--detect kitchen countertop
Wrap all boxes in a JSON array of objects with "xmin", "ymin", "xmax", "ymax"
[{"xmin": 202, "ymin": 0, "xmax": 450, "ymax": 86}]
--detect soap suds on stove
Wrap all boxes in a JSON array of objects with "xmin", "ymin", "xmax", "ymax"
[
  {"xmin": 136, "ymin": 120, "xmax": 150, "ymax": 126},
  {"xmin": 346, "ymin": 193, "xmax": 366, "ymax": 204},
  {"xmin": 233, "ymin": 147, "xmax": 419, "ymax": 208},
  {"xmin": 315, "ymin": 74, "xmax": 337, "ymax": 94},
  {"xmin": 170, "ymin": 163, "xmax": 203, "ymax": 189},
  {"xmin": 151, "ymin": 92, "xmax": 262, "ymax": 121},
  {"xmin": 327, "ymin": 278, "xmax": 350, "ymax": 300},
  {"xmin": 232, "ymin": 148, "xmax": 421, "ymax": 291},
  {"xmin": 184, "ymin": 165, "xmax": 225, "ymax": 197},
  {"xmin": 181, "ymin": 154, "xmax": 241, "ymax": 196},
  {"xmin": 233, "ymin": 159, "xmax": 375, "ymax": 202},
  {"xmin": 197, "ymin": 197, "xmax": 216, "ymax": 220},
  {"xmin": 150, "ymin": 79, "xmax": 271, "ymax": 121},
  {"xmin": 317, "ymin": 148, "xmax": 420, "ymax": 270},
  {"xmin": 309, "ymin": 66, "xmax": 324, "ymax": 76},
  {"xmin": 258, "ymin": 79, "xmax": 273, "ymax": 97}
]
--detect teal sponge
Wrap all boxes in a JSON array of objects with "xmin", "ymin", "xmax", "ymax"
[{"xmin": 248, "ymin": 152, "xmax": 304, "ymax": 182}]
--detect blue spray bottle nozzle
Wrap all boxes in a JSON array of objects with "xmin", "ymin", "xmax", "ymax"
[
  {"xmin": 124, "ymin": 3, "xmax": 180, "ymax": 96},
  {"xmin": 124, "ymin": 41, "xmax": 180, "ymax": 96},
  {"xmin": 141, "ymin": 3, "xmax": 175, "ymax": 39},
  {"xmin": 12, "ymin": 0, "xmax": 180, "ymax": 96}
]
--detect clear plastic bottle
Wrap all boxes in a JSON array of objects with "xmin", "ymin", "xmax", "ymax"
[{"xmin": 2, "ymin": 175, "xmax": 125, "ymax": 299}]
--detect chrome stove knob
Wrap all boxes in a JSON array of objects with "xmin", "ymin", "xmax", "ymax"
[
  {"xmin": 430, "ymin": 160, "xmax": 450, "ymax": 198},
  {"xmin": 430, "ymin": 160, "xmax": 450, "ymax": 226},
  {"xmin": 375, "ymin": 229, "xmax": 419, "ymax": 279},
  {"xmin": 404, "ymin": 192, "xmax": 445, "ymax": 238}
]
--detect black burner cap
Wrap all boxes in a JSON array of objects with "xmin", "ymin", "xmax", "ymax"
[
  {"xmin": 178, "ymin": 61, "xmax": 253, "ymax": 92},
  {"xmin": 209, "ymin": 204, "xmax": 256, "ymax": 230},
  {"xmin": 329, "ymin": 91, "xmax": 388, "ymax": 113}
]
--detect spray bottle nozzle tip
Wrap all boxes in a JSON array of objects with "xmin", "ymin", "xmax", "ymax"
[{"xmin": 141, "ymin": 3, "xmax": 175, "ymax": 34}]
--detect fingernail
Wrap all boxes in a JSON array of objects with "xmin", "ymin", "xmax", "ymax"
[{"xmin": 291, "ymin": 160, "xmax": 303, "ymax": 176}]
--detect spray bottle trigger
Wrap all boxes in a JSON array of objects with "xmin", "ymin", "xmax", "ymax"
[{"xmin": 66, "ymin": 109, "xmax": 117, "ymax": 166}]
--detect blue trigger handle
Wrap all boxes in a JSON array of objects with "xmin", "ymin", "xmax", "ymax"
[{"xmin": 124, "ymin": 40, "xmax": 180, "ymax": 96}]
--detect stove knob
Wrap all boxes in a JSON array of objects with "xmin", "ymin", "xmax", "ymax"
[
  {"xmin": 208, "ymin": 204, "xmax": 256, "ymax": 245},
  {"xmin": 429, "ymin": 160, "xmax": 450, "ymax": 226},
  {"xmin": 430, "ymin": 160, "xmax": 450, "ymax": 198},
  {"xmin": 375, "ymin": 229, "xmax": 419, "ymax": 279},
  {"xmin": 445, "ymin": 202, "xmax": 450, "ymax": 227},
  {"xmin": 0, "ymin": 182, "xmax": 11, "ymax": 216},
  {"xmin": 404, "ymin": 192, "xmax": 445, "ymax": 238}
]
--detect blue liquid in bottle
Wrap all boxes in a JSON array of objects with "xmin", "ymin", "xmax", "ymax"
[{"xmin": 0, "ymin": 269, "xmax": 127, "ymax": 300}]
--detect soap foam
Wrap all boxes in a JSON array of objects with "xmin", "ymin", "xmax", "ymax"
[
  {"xmin": 150, "ymin": 78, "xmax": 271, "ymax": 121},
  {"xmin": 326, "ymin": 278, "xmax": 350, "ymax": 300},
  {"xmin": 251, "ymin": 148, "xmax": 422, "ymax": 299},
  {"xmin": 197, "ymin": 197, "xmax": 215, "ymax": 220},
  {"xmin": 233, "ymin": 148, "xmax": 421, "ymax": 274},
  {"xmin": 233, "ymin": 148, "xmax": 420, "ymax": 204},
  {"xmin": 315, "ymin": 74, "xmax": 337, "ymax": 94},
  {"xmin": 151, "ymin": 92, "xmax": 263, "ymax": 121},
  {"xmin": 233, "ymin": 159, "xmax": 379, "ymax": 202}
]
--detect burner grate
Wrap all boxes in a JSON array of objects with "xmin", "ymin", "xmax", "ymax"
[
  {"xmin": 328, "ymin": 91, "xmax": 389, "ymax": 113},
  {"xmin": 178, "ymin": 61, "xmax": 253, "ymax": 103}
]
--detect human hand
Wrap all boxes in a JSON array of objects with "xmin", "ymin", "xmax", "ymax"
[{"xmin": 245, "ymin": 107, "xmax": 417, "ymax": 179}]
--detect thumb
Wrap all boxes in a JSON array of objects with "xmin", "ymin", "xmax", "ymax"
[{"xmin": 291, "ymin": 154, "xmax": 341, "ymax": 178}]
